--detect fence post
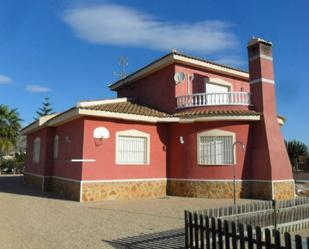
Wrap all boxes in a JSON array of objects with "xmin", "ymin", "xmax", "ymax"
[
  {"xmin": 256, "ymin": 226, "xmax": 262, "ymax": 249},
  {"xmin": 231, "ymin": 222, "xmax": 237, "ymax": 249},
  {"xmin": 238, "ymin": 223, "xmax": 245, "ymax": 249},
  {"xmin": 265, "ymin": 228, "xmax": 271, "ymax": 249},
  {"xmin": 205, "ymin": 216, "xmax": 210, "ymax": 249},
  {"xmin": 284, "ymin": 232, "xmax": 292, "ymax": 249},
  {"xmin": 199, "ymin": 214, "xmax": 205, "ymax": 249},
  {"xmin": 247, "ymin": 225, "xmax": 253, "ymax": 249},
  {"xmin": 274, "ymin": 230, "xmax": 281, "ymax": 249},
  {"xmin": 211, "ymin": 217, "xmax": 217, "ymax": 249},
  {"xmin": 273, "ymin": 199, "xmax": 277, "ymax": 229},
  {"xmin": 224, "ymin": 221, "xmax": 230, "ymax": 249},
  {"xmin": 194, "ymin": 213, "xmax": 199, "ymax": 248},
  {"xmin": 189, "ymin": 212, "xmax": 193, "ymax": 249},
  {"xmin": 295, "ymin": 235, "xmax": 303, "ymax": 249},
  {"xmin": 185, "ymin": 211, "xmax": 189, "ymax": 249}
]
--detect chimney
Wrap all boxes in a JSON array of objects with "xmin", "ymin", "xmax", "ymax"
[{"xmin": 247, "ymin": 37, "xmax": 294, "ymax": 200}]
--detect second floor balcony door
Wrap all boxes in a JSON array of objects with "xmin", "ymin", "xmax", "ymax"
[{"xmin": 205, "ymin": 83, "xmax": 230, "ymax": 105}]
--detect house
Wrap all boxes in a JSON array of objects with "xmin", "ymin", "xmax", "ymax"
[{"xmin": 21, "ymin": 38, "xmax": 295, "ymax": 202}]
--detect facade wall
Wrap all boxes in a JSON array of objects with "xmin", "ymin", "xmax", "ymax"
[
  {"xmin": 117, "ymin": 63, "xmax": 250, "ymax": 114},
  {"xmin": 117, "ymin": 65, "xmax": 176, "ymax": 113},
  {"xmin": 167, "ymin": 121, "xmax": 253, "ymax": 180},
  {"xmin": 81, "ymin": 117, "xmax": 168, "ymax": 181},
  {"xmin": 174, "ymin": 63, "xmax": 250, "ymax": 98},
  {"xmin": 24, "ymin": 118, "xmax": 84, "ymax": 180},
  {"xmin": 25, "ymin": 127, "xmax": 55, "ymax": 176},
  {"xmin": 52, "ymin": 118, "xmax": 84, "ymax": 180}
]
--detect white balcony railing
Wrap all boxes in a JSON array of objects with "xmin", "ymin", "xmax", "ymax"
[{"xmin": 176, "ymin": 92, "xmax": 252, "ymax": 108}]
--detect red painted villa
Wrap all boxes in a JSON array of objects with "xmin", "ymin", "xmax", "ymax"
[{"xmin": 21, "ymin": 38, "xmax": 295, "ymax": 202}]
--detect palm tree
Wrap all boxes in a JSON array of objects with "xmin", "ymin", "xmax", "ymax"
[
  {"xmin": 285, "ymin": 140, "xmax": 309, "ymax": 169},
  {"xmin": 0, "ymin": 105, "xmax": 22, "ymax": 156}
]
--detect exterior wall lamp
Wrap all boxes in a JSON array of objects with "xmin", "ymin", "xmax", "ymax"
[{"xmin": 180, "ymin": 136, "xmax": 185, "ymax": 144}]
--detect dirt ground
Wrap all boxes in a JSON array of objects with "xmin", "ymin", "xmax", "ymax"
[{"xmin": 0, "ymin": 175, "xmax": 260, "ymax": 249}]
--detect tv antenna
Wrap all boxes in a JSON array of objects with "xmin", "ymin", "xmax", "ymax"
[{"xmin": 113, "ymin": 56, "xmax": 128, "ymax": 79}]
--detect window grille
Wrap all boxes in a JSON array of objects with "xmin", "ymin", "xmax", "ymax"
[
  {"xmin": 117, "ymin": 136, "xmax": 148, "ymax": 164},
  {"xmin": 199, "ymin": 136, "xmax": 233, "ymax": 165}
]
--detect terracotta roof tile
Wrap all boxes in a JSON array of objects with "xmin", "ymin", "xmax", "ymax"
[
  {"xmin": 81, "ymin": 100, "xmax": 260, "ymax": 119},
  {"xmin": 174, "ymin": 109, "xmax": 260, "ymax": 118},
  {"xmin": 81, "ymin": 100, "xmax": 169, "ymax": 117}
]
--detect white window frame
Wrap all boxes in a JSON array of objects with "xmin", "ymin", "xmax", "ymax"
[
  {"xmin": 115, "ymin": 129, "xmax": 150, "ymax": 165},
  {"xmin": 197, "ymin": 129, "xmax": 236, "ymax": 165},
  {"xmin": 33, "ymin": 137, "xmax": 41, "ymax": 163},
  {"xmin": 53, "ymin": 135, "xmax": 59, "ymax": 159}
]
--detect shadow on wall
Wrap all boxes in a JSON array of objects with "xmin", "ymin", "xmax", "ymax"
[
  {"xmin": 0, "ymin": 175, "xmax": 66, "ymax": 201},
  {"xmin": 103, "ymin": 228, "xmax": 185, "ymax": 249}
]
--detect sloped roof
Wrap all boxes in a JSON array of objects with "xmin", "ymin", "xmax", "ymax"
[
  {"xmin": 80, "ymin": 99, "xmax": 259, "ymax": 118},
  {"xmin": 80, "ymin": 100, "xmax": 169, "ymax": 117},
  {"xmin": 174, "ymin": 109, "xmax": 259, "ymax": 118},
  {"xmin": 109, "ymin": 51, "xmax": 249, "ymax": 90},
  {"xmin": 21, "ymin": 98, "xmax": 261, "ymax": 135}
]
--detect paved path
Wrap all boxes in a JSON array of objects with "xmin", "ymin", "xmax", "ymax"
[{"xmin": 0, "ymin": 175, "xmax": 261, "ymax": 249}]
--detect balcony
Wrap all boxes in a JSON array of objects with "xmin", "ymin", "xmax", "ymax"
[{"xmin": 176, "ymin": 92, "xmax": 252, "ymax": 108}]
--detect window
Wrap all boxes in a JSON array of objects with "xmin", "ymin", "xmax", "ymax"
[
  {"xmin": 33, "ymin": 137, "xmax": 41, "ymax": 163},
  {"xmin": 197, "ymin": 130, "xmax": 235, "ymax": 165},
  {"xmin": 116, "ymin": 130, "xmax": 150, "ymax": 165},
  {"xmin": 53, "ymin": 135, "xmax": 59, "ymax": 159}
]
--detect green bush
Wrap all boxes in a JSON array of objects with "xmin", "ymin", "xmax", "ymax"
[{"xmin": 0, "ymin": 152, "xmax": 25, "ymax": 174}]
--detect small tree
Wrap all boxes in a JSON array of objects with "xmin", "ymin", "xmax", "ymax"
[
  {"xmin": 35, "ymin": 97, "xmax": 54, "ymax": 120},
  {"xmin": 285, "ymin": 140, "xmax": 309, "ymax": 169}
]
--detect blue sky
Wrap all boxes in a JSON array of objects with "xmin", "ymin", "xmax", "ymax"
[{"xmin": 0, "ymin": 0, "xmax": 308, "ymax": 144}]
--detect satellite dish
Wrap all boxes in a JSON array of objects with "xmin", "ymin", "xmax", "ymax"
[
  {"xmin": 93, "ymin": 127, "xmax": 110, "ymax": 139},
  {"xmin": 174, "ymin": 71, "xmax": 185, "ymax": 84}
]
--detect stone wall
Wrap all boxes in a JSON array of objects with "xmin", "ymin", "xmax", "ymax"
[
  {"xmin": 24, "ymin": 173, "xmax": 44, "ymax": 191},
  {"xmin": 273, "ymin": 181, "xmax": 295, "ymax": 200},
  {"xmin": 167, "ymin": 180, "xmax": 293, "ymax": 200},
  {"xmin": 23, "ymin": 174, "xmax": 295, "ymax": 202},
  {"xmin": 50, "ymin": 177, "xmax": 81, "ymax": 201},
  {"xmin": 82, "ymin": 180, "xmax": 166, "ymax": 202}
]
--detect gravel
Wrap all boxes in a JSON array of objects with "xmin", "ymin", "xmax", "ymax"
[{"xmin": 0, "ymin": 175, "xmax": 267, "ymax": 249}]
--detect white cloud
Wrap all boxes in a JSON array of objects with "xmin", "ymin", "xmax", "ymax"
[
  {"xmin": 0, "ymin": 74, "xmax": 12, "ymax": 84},
  {"xmin": 63, "ymin": 4, "xmax": 238, "ymax": 54},
  {"xmin": 26, "ymin": 85, "xmax": 52, "ymax": 93},
  {"xmin": 214, "ymin": 56, "xmax": 246, "ymax": 67}
]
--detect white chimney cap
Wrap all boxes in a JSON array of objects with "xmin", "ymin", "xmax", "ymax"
[{"xmin": 247, "ymin": 37, "xmax": 272, "ymax": 47}]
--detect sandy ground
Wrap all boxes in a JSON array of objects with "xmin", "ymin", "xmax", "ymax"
[{"xmin": 0, "ymin": 175, "xmax": 259, "ymax": 249}]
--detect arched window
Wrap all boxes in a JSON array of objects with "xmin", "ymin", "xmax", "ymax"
[
  {"xmin": 53, "ymin": 135, "xmax": 59, "ymax": 159},
  {"xmin": 116, "ymin": 130, "xmax": 150, "ymax": 165},
  {"xmin": 197, "ymin": 129, "xmax": 235, "ymax": 165},
  {"xmin": 33, "ymin": 137, "xmax": 41, "ymax": 163}
]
